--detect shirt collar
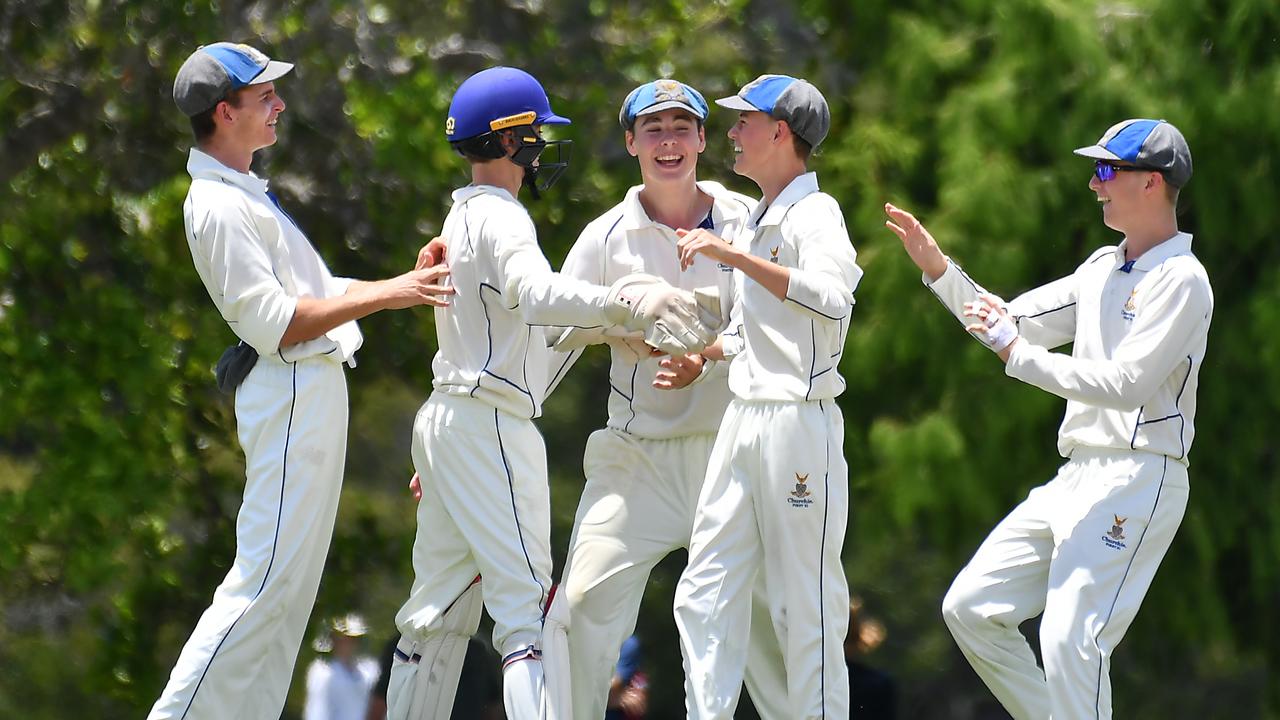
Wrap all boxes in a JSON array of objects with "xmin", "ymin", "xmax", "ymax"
[
  {"xmin": 618, "ymin": 181, "xmax": 727, "ymax": 233},
  {"xmin": 1114, "ymin": 231, "xmax": 1194, "ymax": 273},
  {"xmin": 753, "ymin": 171, "xmax": 819, "ymax": 228},
  {"xmin": 451, "ymin": 184, "xmax": 519, "ymax": 206},
  {"xmin": 187, "ymin": 147, "xmax": 269, "ymax": 195}
]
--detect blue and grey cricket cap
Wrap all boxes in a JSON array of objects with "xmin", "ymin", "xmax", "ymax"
[
  {"xmin": 715, "ymin": 74, "xmax": 830, "ymax": 149},
  {"xmin": 619, "ymin": 79, "xmax": 709, "ymax": 129},
  {"xmin": 1073, "ymin": 118, "xmax": 1192, "ymax": 187},
  {"xmin": 173, "ymin": 42, "xmax": 294, "ymax": 116}
]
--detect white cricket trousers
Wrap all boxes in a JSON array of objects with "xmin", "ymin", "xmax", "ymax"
[
  {"xmin": 675, "ymin": 399, "xmax": 851, "ymax": 720},
  {"xmin": 942, "ymin": 448, "xmax": 1189, "ymax": 720},
  {"xmin": 149, "ymin": 356, "xmax": 349, "ymax": 720},
  {"xmin": 393, "ymin": 392, "xmax": 553, "ymax": 714},
  {"xmin": 561, "ymin": 429, "xmax": 789, "ymax": 720}
]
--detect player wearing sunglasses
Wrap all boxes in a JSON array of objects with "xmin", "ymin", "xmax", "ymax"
[{"xmin": 884, "ymin": 118, "xmax": 1212, "ymax": 719}]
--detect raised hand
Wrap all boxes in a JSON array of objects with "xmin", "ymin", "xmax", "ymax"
[
  {"xmin": 884, "ymin": 203, "xmax": 948, "ymax": 282},
  {"xmin": 676, "ymin": 228, "xmax": 736, "ymax": 271}
]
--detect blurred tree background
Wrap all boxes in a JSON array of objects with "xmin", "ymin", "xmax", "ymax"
[{"xmin": 1, "ymin": 0, "xmax": 1277, "ymax": 717}]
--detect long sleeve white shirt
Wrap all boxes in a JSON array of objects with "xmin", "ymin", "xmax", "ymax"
[
  {"xmin": 552, "ymin": 181, "xmax": 755, "ymax": 438},
  {"xmin": 183, "ymin": 148, "xmax": 362, "ymax": 364},
  {"xmin": 727, "ymin": 172, "xmax": 863, "ymax": 402},
  {"xmin": 430, "ymin": 184, "xmax": 615, "ymax": 419},
  {"xmin": 927, "ymin": 232, "xmax": 1213, "ymax": 464}
]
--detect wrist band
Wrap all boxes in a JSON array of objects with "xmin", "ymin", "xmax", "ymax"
[{"xmin": 985, "ymin": 314, "xmax": 1018, "ymax": 352}]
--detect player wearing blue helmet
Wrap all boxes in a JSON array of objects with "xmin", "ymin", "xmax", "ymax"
[{"xmin": 385, "ymin": 67, "xmax": 718, "ymax": 720}]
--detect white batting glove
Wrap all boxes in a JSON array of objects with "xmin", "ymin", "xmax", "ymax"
[{"xmin": 604, "ymin": 274, "xmax": 716, "ymax": 355}]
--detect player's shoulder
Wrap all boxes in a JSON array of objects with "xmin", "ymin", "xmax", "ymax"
[
  {"xmin": 464, "ymin": 186, "xmax": 530, "ymax": 217},
  {"xmin": 697, "ymin": 180, "xmax": 757, "ymax": 217},
  {"xmin": 782, "ymin": 191, "xmax": 847, "ymax": 236},
  {"xmin": 1078, "ymin": 245, "xmax": 1120, "ymax": 270},
  {"xmin": 305, "ymin": 657, "xmax": 333, "ymax": 681},
  {"xmin": 575, "ymin": 200, "xmax": 630, "ymax": 244},
  {"xmin": 185, "ymin": 179, "xmax": 260, "ymax": 232},
  {"xmin": 187, "ymin": 176, "xmax": 252, "ymax": 211},
  {"xmin": 1150, "ymin": 249, "xmax": 1213, "ymax": 302},
  {"xmin": 463, "ymin": 187, "xmax": 535, "ymax": 235}
]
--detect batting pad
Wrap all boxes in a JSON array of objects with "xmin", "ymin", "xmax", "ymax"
[
  {"xmin": 386, "ymin": 580, "xmax": 485, "ymax": 720},
  {"xmin": 539, "ymin": 584, "xmax": 572, "ymax": 720}
]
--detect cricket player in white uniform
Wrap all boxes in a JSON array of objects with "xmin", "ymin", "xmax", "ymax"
[
  {"xmin": 384, "ymin": 66, "xmax": 717, "ymax": 720},
  {"xmin": 673, "ymin": 75, "xmax": 863, "ymax": 720},
  {"xmin": 544, "ymin": 79, "xmax": 790, "ymax": 720},
  {"xmin": 884, "ymin": 118, "xmax": 1212, "ymax": 719},
  {"xmin": 153, "ymin": 43, "xmax": 451, "ymax": 720}
]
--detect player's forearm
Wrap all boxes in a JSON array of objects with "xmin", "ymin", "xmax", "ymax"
[
  {"xmin": 1004, "ymin": 342, "xmax": 1156, "ymax": 410},
  {"xmin": 515, "ymin": 272, "xmax": 612, "ymax": 328},
  {"xmin": 700, "ymin": 337, "xmax": 726, "ymax": 362},
  {"xmin": 723, "ymin": 248, "xmax": 790, "ymax": 300},
  {"xmin": 278, "ymin": 284, "xmax": 390, "ymax": 347}
]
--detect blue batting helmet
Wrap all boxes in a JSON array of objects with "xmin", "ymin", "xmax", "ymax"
[{"xmin": 446, "ymin": 66, "xmax": 571, "ymax": 142}]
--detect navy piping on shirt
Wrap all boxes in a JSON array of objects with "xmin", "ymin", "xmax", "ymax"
[{"xmin": 1129, "ymin": 355, "xmax": 1193, "ymax": 459}]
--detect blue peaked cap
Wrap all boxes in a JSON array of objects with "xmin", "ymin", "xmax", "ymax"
[
  {"xmin": 173, "ymin": 42, "xmax": 293, "ymax": 116},
  {"xmin": 619, "ymin": 79, "xmax": 709, "ymax": 128},
  {"xmin": 715, "ymin": 74, "xmax": 830, "ymax": 148},
  {"xmin": 1073, "ymin": 118, "xmax": 1193, "ymax": 187}
]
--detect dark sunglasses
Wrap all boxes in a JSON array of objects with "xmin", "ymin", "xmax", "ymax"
[{"xmin": 1094, "ymin": 160, "xmax": 1154, "ymax": 183}]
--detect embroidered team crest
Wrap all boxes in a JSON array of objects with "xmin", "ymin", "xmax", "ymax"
[
  {"xmin": 653, "ymin": 79, "xmax": 689, "ymax": 104},
  {"xmin": 769, "ymin": 246, "xmax": 780, "ymax": 264},
  {"xmin": 787, "ymin": 472, "xmax": 814, "ymax": 508},
  {"xmin": 1121, "ymin": 289, "xmax": 1138, "ymax": 321},
  {"xmin": 1102, "ymin": 514, "xmax": 1128, "ymax": 550},
  {"xmin": 792, "ymin": 474, "xmax": 811, "ymax": 498}
]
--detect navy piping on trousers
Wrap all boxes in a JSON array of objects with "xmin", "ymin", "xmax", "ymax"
[
  {"xmin": 1092, "ymin": 456, "xmax": 1168, "ymax": 718},
  {"xmin": 818, "ymin": 399, "xmax": 831, "ymax": 719},
  {"xmin": 181, "ymin": 362, "xmax": 297, "ymax": 719},
  {"xmin": 493, "ymin": 410, "xmax": 547, "ymax": 612}
]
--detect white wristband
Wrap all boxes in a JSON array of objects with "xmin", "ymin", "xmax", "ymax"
[{"xmin": 984, "ymin": 313, "xmax": 1018, "ymax": 352}]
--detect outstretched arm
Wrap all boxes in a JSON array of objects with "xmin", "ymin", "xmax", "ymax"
[
  {"xmin": 279, "ymin": 264, "xmax": 452, "ymax": 347},
  {"xmin": 885, "ymin": 202, "xmax": 1077, "ymax": 350}
]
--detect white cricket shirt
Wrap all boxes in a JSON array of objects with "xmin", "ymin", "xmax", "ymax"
[
  {"xmin": 727, "ymin": 172, "xmax": 863, "ymax": 402},
  {"xmin": 555, "ymin": 181, "xmax": 756, "ymax": 438},
  {"xmin": 928, "ymin": 232, "xmax": 1213, "ymax": 464},
  {"xmin": 431, "ymin": 184, "xmax": 615, "ymax": 419},
  {"xmin": 183, "ymin": 148, "xmax": 362, "ymax": 364}
]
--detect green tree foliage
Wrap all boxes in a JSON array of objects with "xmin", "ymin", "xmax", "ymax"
[{"xmin": 1, "ymin": 0, "xmax": 1276, "ymax": 716}]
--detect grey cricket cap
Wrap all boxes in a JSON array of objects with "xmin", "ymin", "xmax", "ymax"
[
  {"xmin": 173, "ymin": 41, "xmax": 294, "ymax": 116},
  {"xmin": 1073, "ymin": 118, "xmax": 1192, "ymax": 188},
  {"xmin": 716, "ymin": 74, "xmax": 830, "ymax": 149}
]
